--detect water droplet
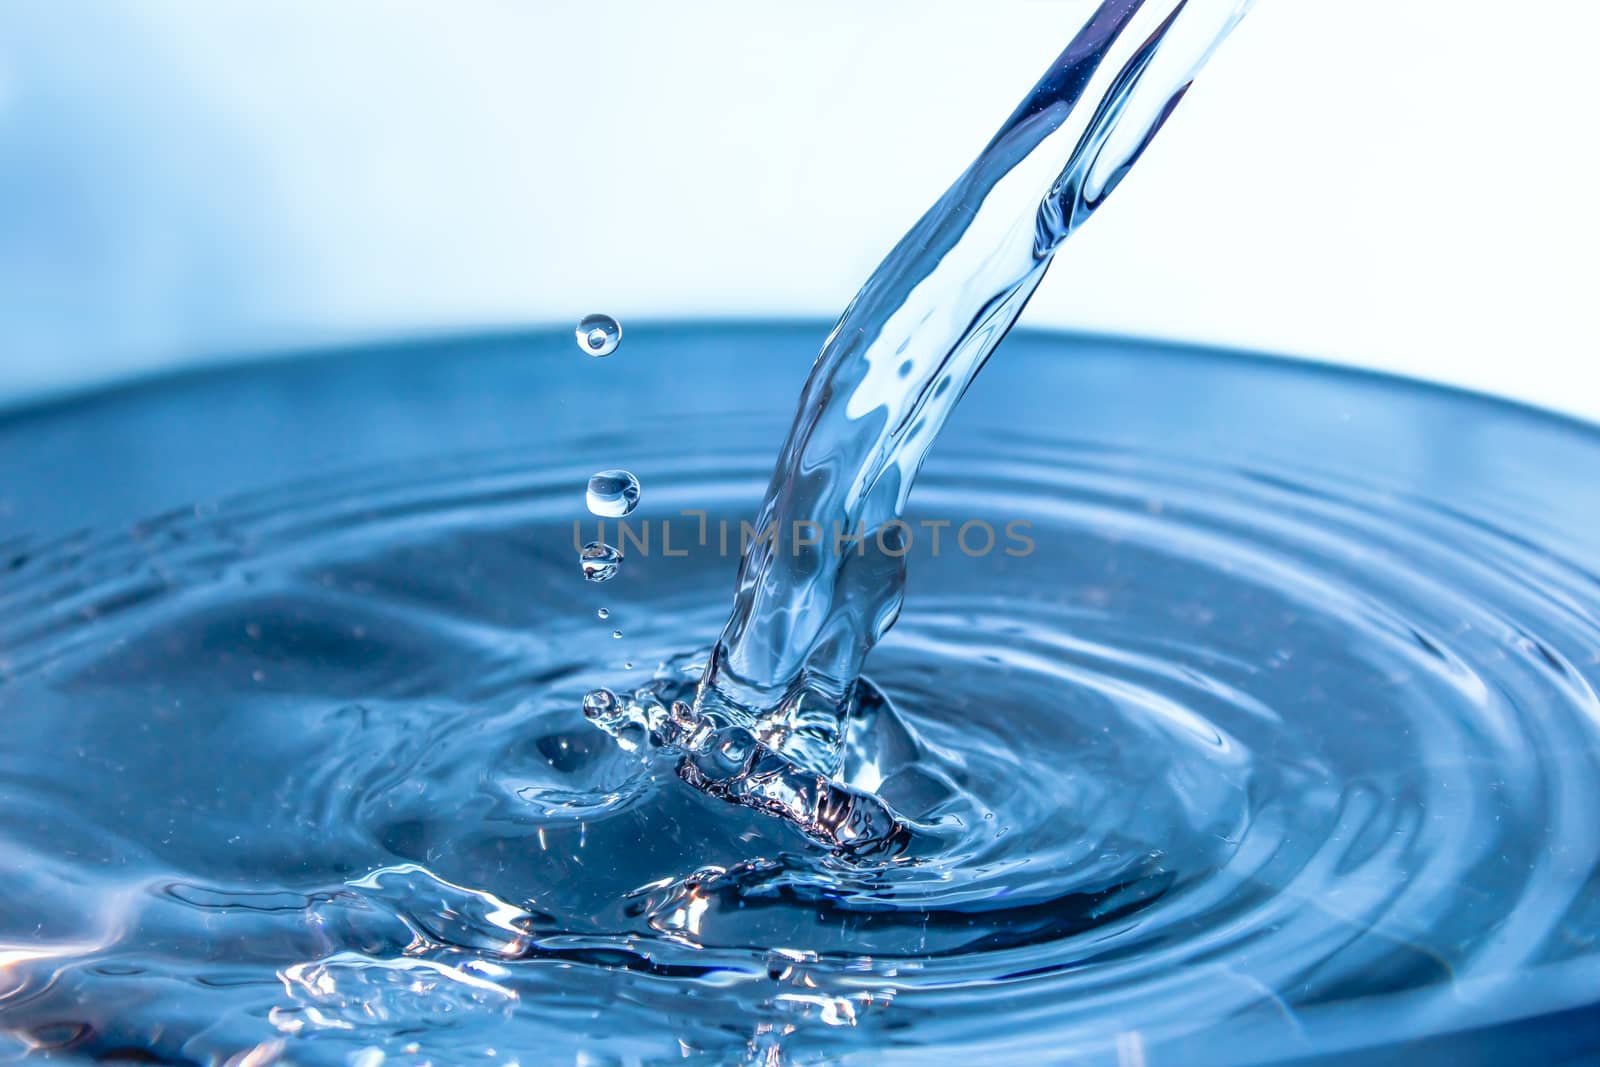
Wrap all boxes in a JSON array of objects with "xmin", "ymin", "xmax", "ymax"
[
  {"xmin": 581, "ymin": 688, "xmax": 622, "ymax": 727},
  {"xmin": 597, "ymin": 607, "xmax": 610, "ymax": 620},
  {"xmin": 575, "ymin": 314, "xmax": 621, "ymax": 357},
  {"xmin": 580, "ymin": 542, "xmax": 623, "ymax": 582},
  {"xmin": 586, "ymin": 469, "xmax": 641, "ymax": 518},
  {"xmin": 612, "ymin": 630, "xmax": 623, "ymax": 640}
]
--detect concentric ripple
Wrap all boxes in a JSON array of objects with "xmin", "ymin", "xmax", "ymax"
[{"xmin": 1, "ymin": 325, "xmax": 1599, "ymax": 1064}]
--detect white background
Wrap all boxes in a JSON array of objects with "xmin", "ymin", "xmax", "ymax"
[{"xmin": 1, "ymin": 2, "xmax": 1596, "ymax": 416}]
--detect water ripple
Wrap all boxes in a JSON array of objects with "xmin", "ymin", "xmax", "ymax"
[{"xmin": 1, "ymin": 331, "xmax": 1598, "ymax": 1062}]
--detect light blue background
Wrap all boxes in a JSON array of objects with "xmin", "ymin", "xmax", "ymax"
[{"xmin": 2, "ymin": 2, "xmax": 1595, "ymax": 416}]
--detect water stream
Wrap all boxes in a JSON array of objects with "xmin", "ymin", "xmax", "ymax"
[{"xmin": 586, "ymin": 0, "xmax": 1254, "ymax": 852}]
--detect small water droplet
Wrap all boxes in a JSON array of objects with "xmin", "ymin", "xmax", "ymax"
[
  {"xmin": 597, "ymin": 607, "xmax": 610, "ymax": 620},
  {"xmin": 575, "ymin": 313, "xmax": 621, "ymax": 357},
  {"xmin": 612, "ymin": 630, "xmax": 623, "ymax": 640},
  {"xmin": 580, "ymin": 542, "xmax": 623, "ymax": 582},
  {"xmin": 586, "ymin": 469, "xmax": 641, "ymax": 518}
]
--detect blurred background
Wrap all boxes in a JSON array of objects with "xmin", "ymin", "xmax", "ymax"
[{"xmin": 1, "ymin": 1, "xmax": 1596, "ymax": 416}]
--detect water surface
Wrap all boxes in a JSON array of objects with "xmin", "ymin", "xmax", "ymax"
[{"xmin": 2, "ymin": 325, "xmax": 1598, "ymax": 1064}]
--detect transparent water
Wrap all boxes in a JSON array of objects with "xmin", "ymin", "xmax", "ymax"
[
  {"xmin": 585, "ymin": 471, "xmax": 641, "ymax": 520},
  {"xmin": 579, "ymin": 541, "xmax": 624, "ymax": 584},
  {"xmin": 2, "ymin": 325, "xmax": 1599, "ymax": 1063},
  {"xmin": 5, "ymin": 2, "xmax": 1599, "ymax": 1061},
  {"xmin": 581, "ymin": 0, "xmax": 1256, "ymax": 855},
  {"xmin": 575, "ymin": 315, "xmax": 622, "ymax": 359},
  {"xmin": 697, "ymin": 0, "xmax": 1249, "ymax": 748}
]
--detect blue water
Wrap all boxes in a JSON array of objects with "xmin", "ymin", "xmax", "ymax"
[
  {"xmin": 0, "ymin": 6, "xmax": 1593, "ymax": 1062},
  {"xmin": 2, "ymin": 325, "xmax": 1599, "ymax": 1063}
]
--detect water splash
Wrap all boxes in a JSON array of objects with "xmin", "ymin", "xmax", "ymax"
[
  {"xmin": 586, "ymin": 675, "xmax": 913, "ymax": 856},
  {"xmin": 686, "ymin": 0, "xmax": 1253, "ymax": 830}
]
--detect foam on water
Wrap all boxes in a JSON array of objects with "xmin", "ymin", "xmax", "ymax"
[{"xmin": 2, "ymin": 326, "xmax": 1599, "ymax": 1063}]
